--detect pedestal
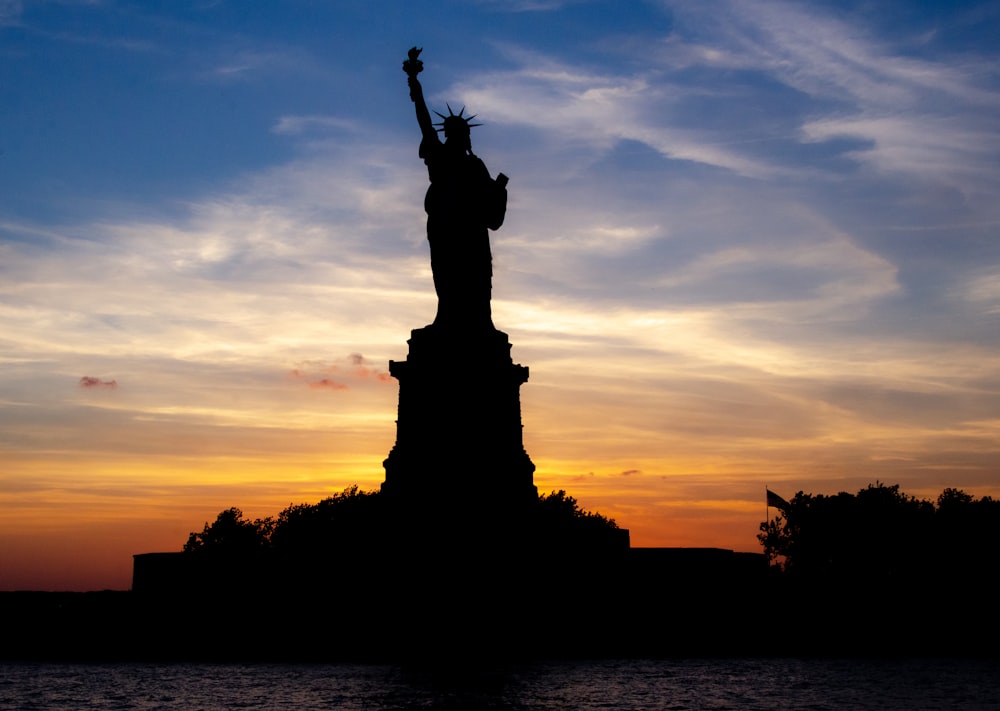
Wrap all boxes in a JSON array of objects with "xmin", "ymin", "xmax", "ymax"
[{"xmin": 382, "ymin": 324, "xmax": 537, "ymax": 510}]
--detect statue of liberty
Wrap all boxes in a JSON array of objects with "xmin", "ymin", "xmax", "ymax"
[{"xmin": 403, "ymin": 47, "xmax": 508, "ymax": 329}]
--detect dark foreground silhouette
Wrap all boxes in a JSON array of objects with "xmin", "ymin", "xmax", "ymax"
[
  {"xmin": 3, "ymin": 488, "xmax": 765, "ymax": 663},
  {"xmin": 4, "ymin": 482, "xmax": 999, "ymax": 662}
]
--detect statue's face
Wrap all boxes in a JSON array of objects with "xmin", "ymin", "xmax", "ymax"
[{"xmin": 441, "ymin": 114, "xmax": 473, "ymax": 152}]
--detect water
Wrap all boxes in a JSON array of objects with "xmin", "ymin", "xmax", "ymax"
[{"xmin": 1, "ymin": 659, "xmax": 998, "ymax": 710}]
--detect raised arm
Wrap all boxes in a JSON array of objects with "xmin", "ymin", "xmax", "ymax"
[{"xmin": 403, "ymin": 47, "xmax": 438, "ymax": 145}]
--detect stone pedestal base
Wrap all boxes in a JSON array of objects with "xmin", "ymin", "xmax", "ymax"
[{"xmin": 382, "ymin": 324, "xmax": 537, "ymax": 511}]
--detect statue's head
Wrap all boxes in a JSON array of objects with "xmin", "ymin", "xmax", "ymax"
[{"xmin": 435, "ymin": 105, "xmax": 480, "ymax": 152}]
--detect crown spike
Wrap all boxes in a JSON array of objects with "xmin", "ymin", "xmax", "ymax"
[{"xmin": 430, "ymin": 104, "xmax": 483, "ymax": 133}]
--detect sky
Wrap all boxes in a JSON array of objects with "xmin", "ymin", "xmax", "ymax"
[{"xmin": 2, "ymin": 0, "xmax": 999, "ymax": 591}]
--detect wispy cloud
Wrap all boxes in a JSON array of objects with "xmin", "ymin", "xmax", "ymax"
[
  {"xmin": 958, "ymin": 269, "xmax": 1000, "ymax": 314},
  {"xmin": 272, "ymin": 115, "xmax": 359, "ymax": 136},
  {"xmin": 454, "ymin": 0, "xmax": 1000, "ymax": 201},
  {"xmin": 801, "ymin": 115, "xmax": 1000, "ymax": 194},
  {"xmin": 192, "ymin": 45, "xmax": 322, "ymax": 82},
  {"xmin": 452, "ymin": 47, "xmax": 782, "ymax": 178},
  {"xmin": 661, "ymin": 1, "xmax": 1000, "ymax": 193}
]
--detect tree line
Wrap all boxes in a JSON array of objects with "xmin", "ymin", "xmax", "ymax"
[
  {"xmin": 758, "ymin": 482, "xmax": 1000, "ymax": 586},
  {"xmin": 184, "ymin": 486, "xmax": 624, "ymax": 559}
]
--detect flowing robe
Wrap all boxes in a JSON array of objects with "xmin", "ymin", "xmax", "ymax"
[{"xmin": 420, "ymin": 136, "xmax": 506, "ymax": 328}]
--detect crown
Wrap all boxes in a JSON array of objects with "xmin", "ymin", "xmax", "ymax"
[{"xmin": 433, "ymin": 104, "xmax": 482, "ymax": 134}]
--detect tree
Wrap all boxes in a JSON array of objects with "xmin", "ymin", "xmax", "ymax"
[
  {"xmin": 184, "ymin": 507, "xmax": 273, "ymax": 555},
  {"xmin": 934, "ymin": 487, "xmax": 1000, "ymax": 579},
  {"xmin": 535, "ymin": 490, "xmax": 623, "ymax": 552},
  {"xmin": 183, "ymin": 486, "xmax": 627, "ymax": 562},
  {"xmin": 270, "ymin": 485, "xmax": 385, "ymax": 556},
  {"xmin": 758, "ymin": 482, "xmax": 998, "ymax": 588}
]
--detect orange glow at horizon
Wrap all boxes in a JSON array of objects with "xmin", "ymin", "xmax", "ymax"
[
  {"xmin": 8, "ymin": 418, "xmax": 997, "ymax": 592},
  {"xmin": 2, "ymin": 431, "xmax": 779, "ymax": 591}
]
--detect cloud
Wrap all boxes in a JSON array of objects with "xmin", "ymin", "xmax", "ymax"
[
  {"xmin": 658, "ymin": 1, "xmax": 1000, "ymax": 196},
  {"xmin": 452, "ymin": 49, "xmax": 780, "ymax": 178},
  {"xmin": 663, "ymin": 0, "xmax": 965, "ymax": 105},
  {"xmin": 272, "ymin": 115, "xmax": 358, "ymax": 136},
  {"xmin": 0, "ymin": 132, "xmax": 437, "ymax": 369},
  {"xmin": 289, "ymin": 355, "xmax": 393, "ymax": 391},
  {"xmin": 0, "ymin": 0, "xmax": 22, "ymax": 26},
  {"xmin": 79, "ymin": 376, "xmax": 117, "ymax": 389},
  {"xmin": 194, "ymin": 45, "xmax": 321, "ymax": 83},
  {"xmin": 348, "ymin": 353, "xmax": 394, "ymax": 382},
  {"xmin": 309, "ymin": 378, "xmax": 348, "ymax": 391},
  {"xmin": 802, "ymin": 115, "xmax": 1000, "ymax": 184},
  {"xmin": 452, "ymin": 0, "xmax": 1000, "ymax": 204},
  {"xmin": 289, "ymin": 369, "xmax": 348, "ymax": 391},
  {"xmin": 958, "ymin": 269, "xmax": 1000, "ymax": 314}
]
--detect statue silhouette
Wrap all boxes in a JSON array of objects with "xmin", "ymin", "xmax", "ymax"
[
  {"xmin": 383, "ymin": 47, "xmax": 535, "ymax": 515},
  {"xmin": 404, "ymin": 47, "xmax": 508, "ymax": 329}
]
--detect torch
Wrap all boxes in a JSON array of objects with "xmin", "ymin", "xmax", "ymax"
[{"xmin": 403, "ymin": 46, "xmax": 424, "ymax": 78}]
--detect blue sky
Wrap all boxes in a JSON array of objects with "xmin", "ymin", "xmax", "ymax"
[{"xmin": 2, "ymin": 0, "xmax": 1000, "ymax": 589}]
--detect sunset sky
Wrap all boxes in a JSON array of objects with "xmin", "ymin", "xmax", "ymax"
[{"xmin": 3, "ymin": 0, "xmax": 999, "ymax": 591}]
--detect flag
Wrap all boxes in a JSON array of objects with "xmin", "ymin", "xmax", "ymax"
[{"xmin": 766, "ymin": 488, "xmax": 790, "ymax": 513}]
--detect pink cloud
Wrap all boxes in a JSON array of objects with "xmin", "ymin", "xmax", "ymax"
[
  {"xmin": 291, "ymin": 354, "xmax": 393, "ymax": 389},
  {"xmin": 79, "ymin": 376, "xmax": 118, "ymax": 389},
  {"xmin": 309, "ymin": 378, "xmax": 348, "ymax": 391}
]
